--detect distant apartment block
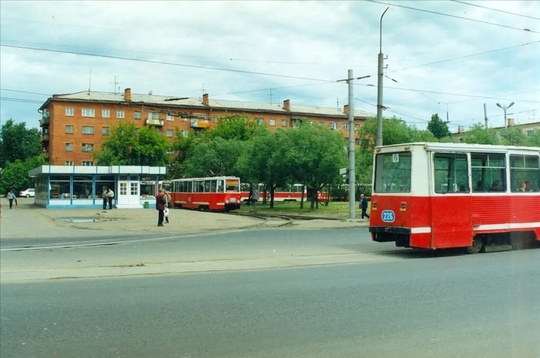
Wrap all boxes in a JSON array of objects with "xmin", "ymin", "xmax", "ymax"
[
  {"xmin": 453, "ymin": 119, "xmax": 540, "ymax": 143},
  {"xmin": 38, "ymin": 88, "xmax": 374, "ymax": 165}
]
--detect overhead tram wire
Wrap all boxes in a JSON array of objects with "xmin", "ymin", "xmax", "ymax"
[
  {"xmin": 1, "ymin": 44, "xmax": 337, "ymax": 84},
  {"xmin": 367, "ymin": 0, "xmax": 540, "ymax": 34},
  {"xmin": 450, "ymin": 0, "xmax": 540, "ymax": 21},
  {"xmin": 394, "ymin": 40, "xmax": 540, "ymax": 72}
]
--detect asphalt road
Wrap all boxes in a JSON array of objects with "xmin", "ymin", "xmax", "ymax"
[{"xmin": 1, "ymin": 230, "xmax": 539, "ymax": 358}]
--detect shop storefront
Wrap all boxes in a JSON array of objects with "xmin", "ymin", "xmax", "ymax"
[{"xmin": 29, "ymin": 165, "xmax": 166, "ymax": 209}]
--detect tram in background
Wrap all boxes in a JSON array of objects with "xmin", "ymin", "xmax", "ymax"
[
  {"xmin": 240, "ymin": 183, "xmax": 328, "ymax": 203},
  {"xmin": 369, "ymin": 143, "xmax": 540, "ymax": 253},
  {"xmin": 169, "ymin": 176, "xmax": 242, "ymax": 211}
]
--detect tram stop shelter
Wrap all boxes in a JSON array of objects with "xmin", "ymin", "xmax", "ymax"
[{"xmin": 29, "ymin": 165, "xmax": 166, "ymax": 209}]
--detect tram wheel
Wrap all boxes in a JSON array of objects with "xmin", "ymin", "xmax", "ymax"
[{"xmin": 466, "ymin": 236, "xmax": 484, "ymax": 254}]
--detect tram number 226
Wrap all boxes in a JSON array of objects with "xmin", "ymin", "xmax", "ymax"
[{"xmin": 381, "ymin": 210, "xmax": 395, "ymax": 223}]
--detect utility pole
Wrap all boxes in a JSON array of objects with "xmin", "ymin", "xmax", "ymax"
[
  {"xmin": 376, "ymin": 7, "xmax": 389, "ymax": 147},
  {"xmin": 338, "ymin": 70, "xmax": 370, "ymax": 220}
]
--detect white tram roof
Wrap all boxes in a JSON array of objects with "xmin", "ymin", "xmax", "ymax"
[{"xmin": 376, "ymin": 142, "xmax": 540, "ymax": 155}]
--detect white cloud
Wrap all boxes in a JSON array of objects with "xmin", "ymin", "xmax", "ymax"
[{"xmin": 1, "ymin": 0, "xmax": 538, "ymax": 131}]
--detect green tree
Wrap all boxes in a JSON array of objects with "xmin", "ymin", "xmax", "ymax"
[
  {"xmin": 427, "ymin": 113, "xmax": 451, "ymax": 139},
  {"xmin": 498, "ymin": 126, "xmax": 527, "ymax": 146},
  {"xmin": 239, "ymin": 129, "xmax": 290, "ymax": 207},
  {"xmin": 462, "ymin": 123, "xmax": 500, "ymax": 144},
  {"xmin": 0, "ymin": 154, "xmax": 48, "ymax": 194},
  {"xmin": 94, "ymin": 122, "xmax": 170, "ymax": 166},
  {"xmin": 182, "ymin": 137, "xmax": 248, "ymax": 177},
  {"xmin": 525, "ymin": 129, "xmax": 540, "ymax": 147},
  {"xmin": 0, "ymin": 119, "xmax": 41, "ymax": 167},
  {"xmin": 203, "ymin": 114, "xmax": 260, "ymax": 141},
  {"xmin": 278, "ymin": 123, "xmax": 347, "ymax": 208}
]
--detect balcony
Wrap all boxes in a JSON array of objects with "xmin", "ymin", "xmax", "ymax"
[
  {"xmin": 40, "ymin": 118, "xmax": 50, "ymax": 127},
  {"xmin": 190, "ymin": 119, "xmax": 210, "ymax": 129},
  {"xmin": 40, "ymin": 133, "xmax": 50, "ymax": 142},
  {"xmin": 146, "ymin": 118, "xmax": 164, "ymax": 127}
]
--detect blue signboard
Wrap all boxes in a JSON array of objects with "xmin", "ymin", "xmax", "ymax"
[{"xmin": 381, "ymin": 210, "xmax": 395, "ymax": 223}]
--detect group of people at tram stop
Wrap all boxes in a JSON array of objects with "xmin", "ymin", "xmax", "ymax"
[
  {"xmin": 102, "ymin": 187, "xmax": 115, "ymax": 210},
  {"xmin": 155, "ymin": 188, "xmax": 171, "ymax": 227}
]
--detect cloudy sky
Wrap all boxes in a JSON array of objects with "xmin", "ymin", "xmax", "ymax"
[{"xmin": 1, "ymin": 0, "xmax": 539, "ymax": 132}]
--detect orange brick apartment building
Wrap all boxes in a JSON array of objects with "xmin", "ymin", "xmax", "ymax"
[{"xmin": 38, "ymin": 88, "xmax": 374, "ymax": 165}]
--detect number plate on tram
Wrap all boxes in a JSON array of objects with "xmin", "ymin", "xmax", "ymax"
[{"xmin": 381, "ymin": 210, "xmax": 395, "ymax": 223}]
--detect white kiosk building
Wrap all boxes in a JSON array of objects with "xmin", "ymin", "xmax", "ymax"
[{"xmin": 29, "ymin": 165, "xmax": 167, "ymax": 209}]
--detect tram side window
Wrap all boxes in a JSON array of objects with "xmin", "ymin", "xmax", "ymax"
[
  {"xmin": 373, "ymin": 152, "xmax": 411, "ymax": 193},
  {"xmin": 510, "ymin": 155, "xmax": 539, "ymax": 192},
  {"xmin": 434, "ymin": 153, "xmax": 468, "ymax": 193},
  {"xmin": 471, "ymin": 153, "xmax": 506, "ymax": 192}
]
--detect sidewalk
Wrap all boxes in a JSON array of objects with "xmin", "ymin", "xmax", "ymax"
[{"xmin": 0, "ymin": 198, "xmax": 367, "ymax": 241}]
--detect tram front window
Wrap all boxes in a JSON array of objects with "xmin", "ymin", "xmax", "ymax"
[{"xmin": 374, "ymin": 152, "xmax": 411, "ymax": 193}]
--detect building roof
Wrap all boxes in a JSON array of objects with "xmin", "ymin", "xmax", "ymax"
[{"xmin": 40, "ymin": 90, "xmax": 375, "ymax": 118}]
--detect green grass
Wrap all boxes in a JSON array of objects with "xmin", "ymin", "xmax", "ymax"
[{"xmin": 238, "ymin": 200, "xmax": 362, "ymax": 219}]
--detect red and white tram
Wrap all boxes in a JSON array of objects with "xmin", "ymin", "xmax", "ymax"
[
  {"xmin": 369, "ymin": 143, "xmax": 540, "ymax": 253},
  {"xmin": 241, "ymin": 183, "xmax": 328, "ymax": 203},
  {"xmin": 169, "ymin": 176, "xmax": 242, "ymax": 211}
]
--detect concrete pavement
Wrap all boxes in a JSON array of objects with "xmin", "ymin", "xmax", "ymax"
[
  {"xmin": 1, "ymin": 198, "xmax": 372, "ymax": 282},
  {"xmin": 0, "ymin": 197, "xmax": 367, "ymax": 241}
]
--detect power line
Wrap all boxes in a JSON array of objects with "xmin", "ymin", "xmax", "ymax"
[
  {"xmin": 451, "ymin": 0, "xmax": 540, "ymax": 21},
  {"xmin": 1, "ymin": 44, "xmax": 337, "ymax": 84},
  {"xmin": 367, "ymin": 0, "xmax": 540, "ymax": 34}
]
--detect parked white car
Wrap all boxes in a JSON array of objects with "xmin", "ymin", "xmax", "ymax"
[{"xmin": 19, "ymin": 188, "xmax": 35, "ymax": 197}]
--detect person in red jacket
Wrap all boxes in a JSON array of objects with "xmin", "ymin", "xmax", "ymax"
[{"xmin": 156, "ymin": 189, "xmax": 167, "ymax": 227}]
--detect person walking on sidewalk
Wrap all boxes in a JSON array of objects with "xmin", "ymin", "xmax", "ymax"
[
  {"xmin": 359, "ymin": 193, "xmax": 370, "ymax": 219},
  {"xmin": 156, "ymin": 189, "xmax": 166, "ymax": 227},
  {"xmin": 7, "ymin": 189, "xmax": 16, "ymax": 209}
]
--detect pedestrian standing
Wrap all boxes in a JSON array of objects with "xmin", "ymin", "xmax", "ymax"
[
  {"xmin": 156, "ymin": 189, "xmax": 166, "ymax": 227},
  {"xmin": 7, "ymin": 189, "xmax": 16, "ymax": 209},
  {"xmin": 102, "ymin": 188, "xmax": 108, "ymax": 209},
  {"xmin": 0, "ymin": 198, "xmax": 3, "ymax": 218},
  {"xmin": 164, "ymin": 190, "xmax": 170, "ymax": 224},
  {"xmin": 359, "ymin": 193, "xmax": 370, "ymax": 219},
  {"xmin": 106, "ymin": 187, "xmax": 114, "ymax": 209}
]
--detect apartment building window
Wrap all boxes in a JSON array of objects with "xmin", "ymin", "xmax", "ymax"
[
  {"xmin": 82, "ymin": 108, "xmax": 95, "ymax": 117},
  {"xmin": 102, "ymin": 126, "xmax": 110, "ymax": 135},
  {"xmin": 166, "ymin": 113, "xmax": 174, "ymax": 121},
  {"xmin": 149, "ymin": 112, "xmax": 160, "ymax": 120},
  {"xmin": 181, "ymin": 130, "xmax": 189, "ymax": 138},
  {"xmin": 65, "ymin": 125, "xmax": 74, "ymax": 134},
  {"xmin": 166, "ymin": 129, "xmax": 174, "ymax": 138},
  {"xmin": 527, "ymin": 130, "xmax": 535, "ymax": 136},
  {"xmin": 319, "ymin": 122, "xmax": 325, "ymax": 127},
  {"xmin": 82, "ymin": 143, "xmax": 94, "ymax": 152},
  {"xmin": 82, "ymin": 126, "xmax": 94, "ymax": 135},
  {"xmin": 65, "ymin": 107, "xmax": 74, "ymax": 116},
  {"xmin": 116, "ymin": 110, "xmax": 125, "ymax": 119},
  {"xmin": 281, "ymin": 119, "xmax": 288, "ymax": 127},
  {"xmin": 255, "ymin": 117, "xmax": 265, "ymax": 126},
  {"xmin": 65, "ymin": 143, "xmax": 74, "ymax": 152},
  {"xmin": 134, "ymin": 111, "xmax": 142, "ymax": 120},
  {"xmin": 102, "ymin": 109, "xmax": 110, "ymax": 118},
  {"xmin": 342, "ymin": 123, "xmax": 349, "ymax": 130},
  {"xmin": 269, "ymin": 119, "xmax": 276, "ymax": 126},
  {"xmin": 65, "ymin": 161, "xmax": 74, "ymax": 166},
  {"xmin": 82, "ymin": 161, "xmax": 94, "ymax": 166},
  {"xmin": 180, "ymin": 115, "xmax": 188, "ymax": 122},
  {"xmin": 330, "ymin": 122, "xmax": 338, "ymax": 130}
]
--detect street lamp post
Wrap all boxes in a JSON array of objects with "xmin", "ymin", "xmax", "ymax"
[
  {"xmin": 496, "ymin": 102, "xmax": 514, "ymax": 128},
  {"xmin": 376, "ymin": 7, "xmax": 389, "ymax": 147}
]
